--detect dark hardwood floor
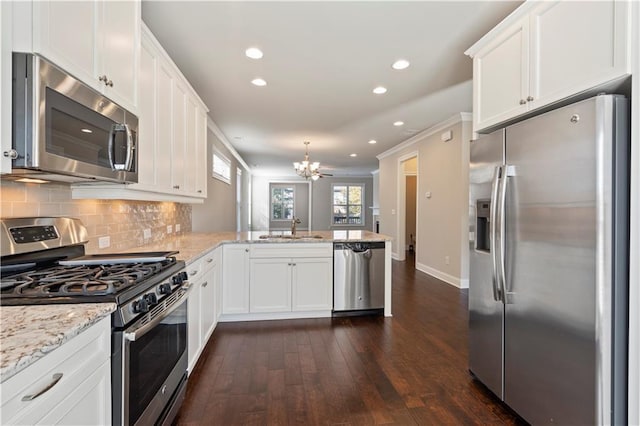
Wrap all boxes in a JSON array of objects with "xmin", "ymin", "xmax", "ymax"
[{"xmin": 176, "ymin": 252, "xmax": 525, "ymax": 425}]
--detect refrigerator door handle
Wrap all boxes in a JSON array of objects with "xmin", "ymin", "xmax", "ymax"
[
  {"xmin": 498, "ymin": 165, "xmax": 516, "ymax": 303},
  {"xmin": 490, "ymin": 166, "xmax": 502, "ymax": 302}
]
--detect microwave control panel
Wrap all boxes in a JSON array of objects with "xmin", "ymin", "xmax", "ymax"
[{"xmin": 10, "ymin": 226, "xmax": 58, "ymax": 244}]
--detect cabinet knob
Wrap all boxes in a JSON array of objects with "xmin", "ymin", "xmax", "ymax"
[
  {"xmin": 98, "ymin": 75, "xmax": 108, "ymax": 83},
  {"xmin": 519, "ymin": 99, "xmax": 527, "ymax": 105},
  {"xmin": 245, "ymin": 248, "xmax": 249, "ymax": 253},
  {"xmin": 197, "ymin": 190, "xmax": 202, "ymax": 193},
  {"xmin": 173, "ymin": 185, "xmax": 180, "ymax": 189},
  {"xmin": 106, "ymin": 79, "xmax": 114, "ymax": 87},
  {"xmin": 202, "ymin": 281, "xmax": 208, "ymax": 287},
  {"xmin": 527, "ymin": 96, "xmax": 534, "ymax": 102}
]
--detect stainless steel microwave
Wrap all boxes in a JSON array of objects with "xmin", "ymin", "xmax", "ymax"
[{"xmin": 9, "ymin": 53, "xmax": 138, "ymax": 183}]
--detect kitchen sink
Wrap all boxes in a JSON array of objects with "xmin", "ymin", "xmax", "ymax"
[{"xmin": 258, "ymin": 234, "xmax": 324, "ymax": 240}]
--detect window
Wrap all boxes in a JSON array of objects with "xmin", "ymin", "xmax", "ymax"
[
  {"xmin": 212, "ymin": 150, "xmax": 231, "ymax": 184},
  {"xmin": 332, "ymin": 184, "xmax": 364, "ymax": 225},
  {"xmin": 271, "ymin": 186, "xmax": 295, "ymax": 220}
]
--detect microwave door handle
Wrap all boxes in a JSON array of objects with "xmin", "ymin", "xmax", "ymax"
[
  {"xmin": 108, "ymin": 124, "xmax": 132, "ymax": 171},
  {"xmin": 489, "ymin": 166, "xmax": 502, "ymax": 302},
  {"xmin": 122, "ymin": 124, "xmax": 134, "ymax": 172},
  {"xmin": 108, "ymin": 125, "xmax": 116, "ymax": 171}
]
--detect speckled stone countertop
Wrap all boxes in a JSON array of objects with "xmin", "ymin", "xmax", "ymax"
[
  {"xmin": 115, "ymin": 230, "xmax": 391, "ymax": 265},
  {"xmin": 0, "ymin": 303, "xmax": 116, "ymax": 383}
]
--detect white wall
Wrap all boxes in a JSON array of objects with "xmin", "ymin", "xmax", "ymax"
[{"xmin": 378, "ymin": 113, "xmax": 472, "ymax": 288}]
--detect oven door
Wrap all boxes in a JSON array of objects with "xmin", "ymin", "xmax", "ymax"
[
  {"xmin": 12, "ymin": 53, "xmax": 138, "ymax": 183},
  {"xmin": 114, "ymin": 287, "xmax": 190, "ymax": 426}
]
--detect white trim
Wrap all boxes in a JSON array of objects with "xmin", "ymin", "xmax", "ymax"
[
  {"xmin": 415, "ymin": 262, "xmax": 468, "ymax": 289},
  {"xmin": 207, "ymin": 116, "xmax": 252, "ymax": 172},
  {"xmin": 71, "ymin": 185, "xmax": 205, "ymax": 204},
  {"xmin": 371, "ymin": 169, "xmax": 379, "ymax": 175},
  {"xmin": 212, "ymin": 149, "xmax": 232, "ymax": 184},
  {"xmin": 377, "ymin": 113, "xmax": 472, "ymax": 160},
  {"xmin": 218, "ymin": 310, "xmax": 331, "ymax": 322}
]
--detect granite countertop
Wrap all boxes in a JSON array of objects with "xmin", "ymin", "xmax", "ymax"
[
  {"xmin": 115, "ymin": 230, "xmax": 391, "ymax": 265},
  {"xmin": 0, "ymin": 303, "xmax": 116, "ymax": 383}
]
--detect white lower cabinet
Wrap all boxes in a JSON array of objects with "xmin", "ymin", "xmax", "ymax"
[
  {"xmin": 187, "ymin": 248, "xmax": 220, "ymax": 373},
  {"xmin": 221, "ymin": 243, "xmax": 333, "ymax": 319},
  {"xmin": 291, "ymin": 257, "xmax": 333, "ymax": 311},
  {"xmin": 222, "ymin": 244, "xmax": 251, "ymax": 314},
  {"xmin": 1, "ymin": 316, "xmax": 111, "ymax": 426},
  {"xmin": 250, "ymin": 258, "xmax": 292, "ymax": 313}
]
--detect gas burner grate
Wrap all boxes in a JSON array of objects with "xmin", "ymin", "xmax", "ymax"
[{"xmin": 0, "ymin": 260, "xmax": 174, "ymax": 298}]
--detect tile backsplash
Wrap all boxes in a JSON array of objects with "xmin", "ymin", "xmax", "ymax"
[{"xmin": 0, "ymin": 180, "xmax": 192, "ymax": 253}]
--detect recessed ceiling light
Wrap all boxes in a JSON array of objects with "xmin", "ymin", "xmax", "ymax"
[
  {"xmin": 392, "ymin": 59, "xmax": 410, "ymax": 70},
  {"xmin": 350, "ymin": 153, "xmax": 357, "ymax": 157},
  {"xmin": 251, "ymin": 78, "xmax": 267, "ymax": 86},
  {"xmin": 393, "ymin": 121, "xmax": 405, "ymax": 126},
  {"xmin": 372, "ymin": 86, "xmax": 387, "ymax": 95},
  {"xmin": 81, "ymin": 128, "xmax": 93, "ymax": 133},
  {"xmin": 368, "ymin": 140, "xmax": 377, "ymax": 144},
  {"xmin": 245, "ymin": 47, "xmax": 263, "ymax": 59}
]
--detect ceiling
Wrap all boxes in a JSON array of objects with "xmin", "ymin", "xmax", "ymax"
[{"xmin": 142, "ymin": 1, "xmax": 521, "ymax": 177}]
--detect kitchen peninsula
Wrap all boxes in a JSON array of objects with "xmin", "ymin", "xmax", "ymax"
[{"xmin": 114, "ymin": 230, "xmax": 392, "ymax": 373}]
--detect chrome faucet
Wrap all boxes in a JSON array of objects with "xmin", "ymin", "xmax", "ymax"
[{"xmin": 291, "ymin": 217, "xmax": 301, "ymax": 236}]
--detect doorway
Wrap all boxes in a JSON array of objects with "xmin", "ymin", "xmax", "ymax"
[{"xmin": 396, "ymin": 153, "xmax": 418, "ymax": 262}]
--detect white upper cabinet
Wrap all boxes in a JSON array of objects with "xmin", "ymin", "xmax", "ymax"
[
  {"xmin": 0, "ymin": 2, "xmax": 12, "ymax": 174},
  {"xmin": 72, "ymin": 23, "xmax": 208, "ymax": 203},
  {"xmin": 466, "ymin": 0, "xmax": 631, "ymax": 133},
  {"xmin": 31, "ymin": 0, "xmax": 140, "ymax": 113}
]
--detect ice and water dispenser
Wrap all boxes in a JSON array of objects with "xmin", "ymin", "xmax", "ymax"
[{"xmin": 475, "ymin": 199, "xmax": 491, "ymax": 252}]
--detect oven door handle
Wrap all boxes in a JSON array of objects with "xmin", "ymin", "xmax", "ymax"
[{"xmin": 124, "ymin": 284, "xmax": 193, "ymax": 342}]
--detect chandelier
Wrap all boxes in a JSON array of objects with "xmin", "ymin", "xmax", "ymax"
[{"xmin": 293, "ymin": 141, "xmax": 321, "ymax": 181}]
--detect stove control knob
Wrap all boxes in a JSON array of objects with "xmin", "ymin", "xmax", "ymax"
[
  {"xmin": 180, "ymin": 271, "xmax": 188, "ymax": 281},
  {"xmin": 172, "ymin": 274, "xmax": 183, "ymax": 285},
  {"xmin": 144, "ymin": 293, "xmax": 158, "ymax": 306},
  {"xmin": 132, "ymin": 298, "xmax": 149, "ymax": 314},
  {"xmin": 159, "ymin": 283, "xmax": 172, "ymax": 294}
]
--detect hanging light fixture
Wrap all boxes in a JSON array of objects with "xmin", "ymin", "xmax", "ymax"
[{"xmin": 293, "ymin": 141, "xmax": 321, "ymax": 181}]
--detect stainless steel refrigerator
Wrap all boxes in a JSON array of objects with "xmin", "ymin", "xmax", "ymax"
[{"xmin": 468, "ymin": 94, "xmax": 629, "ymax": 425}]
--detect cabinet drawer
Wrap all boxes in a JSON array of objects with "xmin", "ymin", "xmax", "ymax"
[
  {"xmin": 250, "ymin": 243, "xmax": 332, "ymax": 259},
  {"xmin": 1, "ymin": 316, "xmax": 110, "ymax": 424},
  {"xmin": 187, "ymin": 249, "xmax": 217, "ymax": 280}
]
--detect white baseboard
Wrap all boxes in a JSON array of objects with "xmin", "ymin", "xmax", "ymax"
[
  {"xmin": 392, "ymin": 252, "xmax": 401, "ymax": 260},
  {"xmin": 218, "ymin": 310, "xmax": 332, "ymax": 322},
  {"xmin": 415, "ymin": 262, "xmax": 468, "ymax": 289}
]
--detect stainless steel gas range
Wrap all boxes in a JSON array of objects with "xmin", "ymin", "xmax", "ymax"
[{"xmin": 0, "ymin": 217, "xmax": 191, "ymax": 426}]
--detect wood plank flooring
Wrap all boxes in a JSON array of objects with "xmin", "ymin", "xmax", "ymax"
[{"xmin": 176, "ymin": 253, "xmax": 526, "ymax": 425}]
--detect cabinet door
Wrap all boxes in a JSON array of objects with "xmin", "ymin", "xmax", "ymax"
[
  {"xmin": 0, "ymin": 2, "xmax": 11, "ymax": 173},
  {"xmin": 222, "ymin": 245, "xmax": 250, "ymax": 314},
  {"xmin": 250, "ymin": 258, "xmax": 291, "ymax": 313},
  {"xmin": 156, "ymin": 62, "xmax": 174, "ymax": 192},
  {"xmin": 36, "ymin": 361, "xmax": 111, "ymax": 426},
  {"xmin": 529, "ymin": 0, "xmax": 630, "ymax": 108},
  {"xmin": 32, "ymin": 1, "xmax": 99, "ymax": 89},
  {"xmin": 187, "ymin": 281, "xmax": 202, "ymax": 373},
  {"xmin": 200, "ymin": 260, "xmax": 217, "ymax": 343},
  {"xmin": 172, "ymin": 81, "xmax": 187, "ymax": 193},
  {"xmin": 292, "ymin": 258, "xmax": 333, "ymax": 311},
  {"xmin": 195, "ymin": 108, "xmax": 208, "ymax": 197},
  {"xmin": 100, "ymin": 0, "xmax": 139, "ymax": 111},
  {"xmin": 184, "ymin": 96, "xmax": 198, "ymax": 195},
  {"xmin": 133, "ymin": 35, "xmax": 157, "ymax": 190},
  {"xmin": 473, "ymin": 17, "xmax": 529, "ymax": 132}
]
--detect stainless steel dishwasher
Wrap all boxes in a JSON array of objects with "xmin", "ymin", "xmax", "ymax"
[{"xmin": 333, "ymin": 241, "xmax": 385, "ymax": 315}]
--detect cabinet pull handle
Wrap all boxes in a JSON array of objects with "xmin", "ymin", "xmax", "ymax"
[
  {"xmin": 202, "ymin": 281, "xmax": 208, "ymax": 287},
  {"xmin": 197, "ymin": 190, "xmax": 202, "ymax": 193},
  {"xmin": 22, "ymin": 373, "xmax": 63, "ymax": 401},
  {"xmin": 190, "ymin": 270, "xmax": 198, "ymax": 276},
  {"xmin": 98, "ymin": 75, "xmax": 108, "ymax": 83},
  {"xmin": 173, "ymin": 185, "xmax": 180, "ymax": 189},
  {"xmin": 245, "ymin": 248, "xmax": 249, "ymax": 253},
  {"xmin": 206, "ymin": 258, "xmax": 213, "ymax": 263},
  {"xmin": 519, "ymin": 99, "xmax": 527, "ymax": 105},
  {"xmin": 106, "ymin": 79, "xmax": 114, "ymax": 87},
  {"xmin": 526, "ymin": 96, "xmax": 534, "ymax": 102}
]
